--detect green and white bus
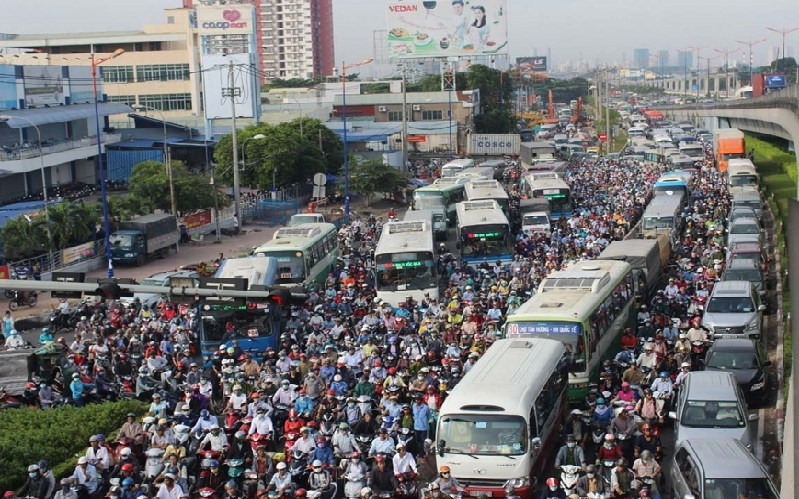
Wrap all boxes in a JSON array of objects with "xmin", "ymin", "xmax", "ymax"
[
  {"xmin": 252, "ymin": 223, "xmax": 338, "ymax": 287},
  {"xmin": 374, "ymin": 220, "xmax": 439, "ymax": 305},
  {"xmin": 503, "ymin": 260, "xmax": 635, "ymax": 403},
  {"xmin": 464, "ymin": 179, "xmax": 511, "ymax": 216},
  {"xmin": 413, "ymin": 180, "xmax": 466, "ymax": 226}
]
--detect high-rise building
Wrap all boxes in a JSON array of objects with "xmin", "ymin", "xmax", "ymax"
[
  {"xmin": 633, "ymin": 48, "xmax": 649, "ymax": 69},
  {"xmin": 677, "ymin": 50, "xmax": 694, "ymax": 70},
  {"xmin": 657, "ymin": 50, "xmax": 670, "ymax": 69},
  {"xmin": 255, "ymin": 0, "xmax": 335, "ymax": 80}
]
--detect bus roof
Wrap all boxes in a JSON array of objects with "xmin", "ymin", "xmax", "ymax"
[
  {"xmin": 254, "ymin": 223, "xmax": 336, "ymax": 251},
  {"xmin": 440, "ymin": 338, "xmax": 566, "ymax": 415},
  {"xmin": 456, "ymin": 201, "xmax": 509, "ymax": 227},
  {"xmin": 506, "ymin": 288, "xmax": 596, "ymax": 323},
  {"xmin": 538, "ymin": 259, "xmax": 632, "ymax": 294},
  {"xmin": 464, "ymin": 181, "xmax": 509, "ymax": 201},
  {"xmin": 215, "ymin": 257, "xmax": 278, "ymax": 289},
  {"xmin": 433, "ymin": 177, "xmax": 470, "ymax": 186},
  {"xmin": 416, "ymin": 183, "xmax": 464, "ymax": 193},
  {"xmin": 643, "ymin": 194, "xmax": 684, "ymax": 218},
  {"xmin": 525, "ymin": 175, "xmax": 570, "ymax": 191},
  {"xmin": 375, "ymin": 220, "xmax": 434, "ymax": 256}
]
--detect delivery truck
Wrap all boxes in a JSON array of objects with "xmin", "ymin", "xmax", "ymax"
[
  {"xmin": 110, "ymin": 213, "xmax": 178, "ymax": 266},
  {"xmin": 714, "ymin": 128, "xmax": 746, "ymax": 173}
]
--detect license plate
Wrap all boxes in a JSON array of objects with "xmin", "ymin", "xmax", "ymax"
[
  {"xmin": 280, "ymin": 272, "xmax": 292, "ymax": 279},
  {"xmin": 469, "ymin": 492, "xmax": 487, "ymax": 497}
]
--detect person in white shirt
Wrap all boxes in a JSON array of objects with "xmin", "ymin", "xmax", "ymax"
[
  {"xmin": 636, "ymin": 345, "xmax": 657, "ymax": 369},
  {"xmin": 267, "ymin": 462, "xmax": 293, "ymax": 495},
  {"xmin": 368, "ymin": 429, "xmax": 395, "ymax": 457},
  {"xmin": 156, "ymin": 474, "xmax": 184, "ymax": 499},
  {"xmin": 226, "ymin": 385, "xmax": 248, "ymax": 412},
  {"xmin": 200, "ymin": 425, "xmax": 228, "ymax": 453},
  {"xmin": 249, "ymin": 410, "xmax": 275, "ymax": 437},
  {"xmin": 294, "ymin": 427, "xmax": 315, "ymax": 455},
  {"xmin": 272, "ymin": 380, "xmax": 297, "ymax": 405},
  {"xmin": 85, "ymin": 435, "xmax": 110, "ymax": 471},
  {"xmin": 72, "ymin": 458, "xmax": 98, "ymax": 495},
  {"xmin": 392, "ymin": 442, "xmax": 417, "ymax": 477}
]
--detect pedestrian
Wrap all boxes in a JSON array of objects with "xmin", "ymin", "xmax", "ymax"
[
  {"xmin": 233, "ymin": 213, "xmax": 239, "ymax": 235},
  {"xmin": 2, "ymin": 311, "xmax": 13, "ymax": 339}
]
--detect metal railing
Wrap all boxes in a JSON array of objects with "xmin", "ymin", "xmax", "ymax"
[
  {"xmin": 7, "ymin": 240, "xmax": 106, "ymax": 275},
  {"xmin": 0, "ymin": 133, "xmax": 121, "ymax": 162}
]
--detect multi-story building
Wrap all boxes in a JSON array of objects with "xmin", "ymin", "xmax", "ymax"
[
  {"xmin": 657, "ymin": 50, "xmax": 670, "ymax": 69},
  {"xmin": 254, "ymin": 0, "xmax": 334, "ymax": 80},
  {"xmin": 677, "ymin": 50, "xmax": 694, "ymax": 70},
  {"xmin": 0, "ymin": 8, "xmax": 201, "ymax": 122},
  {"xmin": 633, "ymin": 48, "xmax": 649, "ymax": 69}
]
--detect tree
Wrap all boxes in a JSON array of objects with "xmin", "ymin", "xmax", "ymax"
[
  {"xmin": 47, "ymin": 201, "xmax": 99, "ymax": 250},
  {"xmin": 344, "ymin": 157, "xmax": 408, "ymax": 207},
  {"xmin": 279, "ymin": 118, "xmax": 344, "ymax": 175},
  {"xmin": 533, "ymin": 78, "xmax": 591, "ymax": 104},
  {"xmin": 128, "ymin": 160, "xmax": 224, "ymax": 214},
  {"xmin": 769, "ymin": 57, "xmax": 798, "ymax": 83},
  {"xmin": 1, "ymin": 215, "xmax": 46, "ymax": 259}
]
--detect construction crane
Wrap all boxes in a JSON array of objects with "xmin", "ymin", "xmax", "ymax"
[{"xmin": 570, "ymin": 96, "xmax": 584, "ymax": 124}]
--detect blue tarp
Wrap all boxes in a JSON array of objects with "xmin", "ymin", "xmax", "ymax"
[
  {"xmin": 0, "ymin": 200, "xmax": 48, "ymax": 212},
  {"xmin": 107, "ymin": 149, "xmax": 164, "ymax": 182},
  {"xmin": 331, "ymin": 131, "xmax": 389, "ymax": 143}
]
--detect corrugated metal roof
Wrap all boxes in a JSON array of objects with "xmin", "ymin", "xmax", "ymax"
[
  {"xmin": 333, "ymin": 91, "xmax": 464, "ymax": 106},
  {"xmin": 0, "ymin": 31, "xmax": 185, "ymax": 47},
  {"xmin": 325, "ymin": 120, "xmax": 455, "ymax": 136},
  {"xmin": 0, "ymin": 102, "xmax": 133, "ymax": 128}
]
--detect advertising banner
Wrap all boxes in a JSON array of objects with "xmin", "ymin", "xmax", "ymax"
[
  {"xmin": 516, "ymin": 56, "xmax": 547, "ymax": 72},
  {"xmin": 23, "ymin": 66, "xmax": 66, "ymax": 107},
  {"xmin": 201, "ymin": 53, "xmax": 256, "ymax": 119},
  {"xmin": 68, "ymin": 66, "xmax": 95, "ymax": 104},
  {"xmin": 181, "ymin": 210, "xmax": 212, "ymax": 230},
  {"xmin": 386, "ymin": 0, "xmax": 508, "ymax": 59},
  {"xmin": 407, "ymin": 135, "xmax": 427, "ymax": 143},
  {"xmin": 196, "ymin": 5, "xmax": 255, "ymax": 35},
  {"xmin": 0, "ymin": 66, "xmax": 18, "ymax": 110},
  {"xmin": 0, "ymin": 265, "xmax": 8, "ymax": 280},
  {"xmin": 62, "ymin": 241, "xmax": 96, "ymax": 266}
]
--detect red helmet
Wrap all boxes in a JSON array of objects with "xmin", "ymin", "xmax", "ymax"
[
  {"xmin": 288, "ymin": 409, "xmax": 299, "ymax": 419},
  {"xmin": 387, "ymin": 367, "xmax": 397, "ymax": 375},
  {"xmin": 177, "ymin": 361, "xmax": 186, "ymax": 370},
  {"xmin": 374, "ymin": 360, "xmax": 382, "ymax": 367},
  {"xmin": 546, "ymin": 478, "xmax": 558, "ymax": 487},
  {"xmin": 121, "ymin": 464, "xmax": 134, "ymax": 472},
  {"xmin": 326, "ymin": 389, "xmax": 335, "ymax": 396},
  {"xmin": 294, "ymin": 489, "xmax": 307, "ymax": 498},
  {"xmin": 316, "ymin": 436, "xmax": 326, "ymax": 443}
]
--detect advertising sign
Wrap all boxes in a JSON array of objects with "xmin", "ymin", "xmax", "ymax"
[
  {"xmin": 407, "ymin": 135, "xmax": 427, "ymax": 143},
  {"xmin": 196, "ymin": 5, "xmax": 255, "ymax": 35},
  {"xmin": 765, "ymin": 74, "xmax": 786, "ymax": 88},
  {"xmin": 23, "ymin": 65, "xmax": 66, "ymax": 107},
  {"xmin": 516, "ymin": 56, "xmax": 547, "ymax": 72},
  {"xmin": 68, "ymin": 66, "xmax": 95, "ymax": 104},
  {"xmin": 181, "ymin": 210, "xmax": 212, "ymax": 230},
  {"xmin": 386, "ymin": 0, "xmax": 508, "ymax": 59},
  {"xmin": 0, "ymin": 66, "xmax": 18, "ymax": 110},
  {"xmin": 201, "ymin": 53, "xmax": 256, "ymax": 119},
  {"xmin": 62, "ymin": 241, "xmax": 96, "ymax": 266}
]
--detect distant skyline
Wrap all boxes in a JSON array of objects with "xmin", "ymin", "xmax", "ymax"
[{"xmin": 1, "ymin": 0, "xmax": 799, "ymax": 70}]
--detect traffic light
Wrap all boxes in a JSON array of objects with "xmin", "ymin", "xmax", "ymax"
[
  {"xmin": 87, "ymin": 278, "xmax": 136, "ymax": 299},
  {"xmin": 96, "ymin": 282, "xmax": 123, "ymax": 300},
  {"xmin": 267, "ymin": 288, "xmax": 291, "ymax": 308}
]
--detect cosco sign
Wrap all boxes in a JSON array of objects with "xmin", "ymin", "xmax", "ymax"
[{"xmin": 476, "ymin": 140, "xmax": 512, "ymax": 148}]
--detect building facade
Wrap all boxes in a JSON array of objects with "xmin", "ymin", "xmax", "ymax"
[{"xmin": 633, "ymin": 48, "xmax": 649, "ymax": 70}]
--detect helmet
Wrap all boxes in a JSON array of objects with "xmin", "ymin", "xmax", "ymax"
[
  {"xmin": 429, "ymin": 483, "xmax": 440, "ymax": 491},
  {"xmin": 439, "ymin": 466, "xmax": 450, "ymax": 473},
  {"xmin": 596, "ymin": 397, "xmax": 606, "ymax": 404},
  {"xmin": 120, "ymin": 464, "xmax": 134, "ymax": 472},
  {"xmin": 660, "ymin": 371, "xmax": 670, "ymax": 378},
  {"xmin": 294, "ymin": 490, "xmax": 307, "ymax": 498},
  {"xmin": 120, "ymin": 448, "xmax": 132, "ymax": 457},
  {"xmin": 640, "ymin": 450, "xmax": 653, "ymax": 461},
  {"xmin": 545, "ymin": 478, "xmax": 558, "ymax": 487},
  {"xmin": 605, "ymin": 434, "xmax": 615, "ymax": 442},
  {"xmin": 317, "ymin": 436, "xmax": 326, "ymax": 443},
  {"xmin": 616, "ymin": 458, "xmax": 627, "ymax": 467},
  {"xmin": 288, "ymin": 409, "xmax": 299, "ymax": 419},
  {"xmin": 138, "ymin": 366, "xmax": 149, "ymax": 375},
  {"xmin": 235, "ymin": 431, "xmax": 246, "ymax": 440},
  {"xmin": 208, "ymin": 459, "xmax": 219, "ymax": 468},
  {"xmin": 312, "ymin": 459, "xmax": 323, "ymax": 468},
  {"xmin": 681, "ymin": 362, "xmax": 691, "ymax": 368},
  {"xmin": 122, "ymin": 478, "xmax": 134, "ymax": 486}
]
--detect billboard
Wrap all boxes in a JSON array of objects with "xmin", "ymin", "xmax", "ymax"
[
  {"xmin": 202, "ymin": 53, "xmax": 256, "ymax": 119},
  {"xmin": 23, "ymin": 65, "xmax": 66, "ymax": 107},
  {"xmin": 386, "ymin": 0, "xmax": 508, "ymax": 59},
  {"xmin": 0, "ymin": 65, "xmax": 18, "ymax": 110},
  {"xmin": 516, "ymin": 56, "xmax": 547, "ymax": 72},
  {"xmin": 196, "ymin": 5, "xmax": 255, "ymax": 35},
  {"xmin": 68, "ymin": 66, "xmax": 95, "ymax": 104}
]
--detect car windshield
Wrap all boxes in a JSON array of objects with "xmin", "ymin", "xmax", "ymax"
[
  {"xmin": 140, "ymin": 278, "xmax": 167, "ymax": 287},
  {"xmin": 681, "ymin": 400, "xmax": 745, "ymax": 428},
  {"xmin": 707, "ymin": 349, "xmax": 759, "ymax": 369},
  {"xmin": 724, "ymin": 269, "xmax": 761, "ymax": 283},
  {"xmin": 109, "ymin": 234, "xmax": 133, "ymax": 249},
  {"xmin": 439, "ymin": 415, "xmax": 527, "ymax": 455},
  {"xmin": 731, "ymin": 251, "xmax": 762, "ymax": 262},
  {"xmin": 522, "ymin": 215, "xmax": 549, "ymax": 226},
  {"xmin": 703, "ymin": 478, "xmax": 778, "ymax": 499},
  {"xmin": 731, "ymin": 223, "xmax": 759, "ymax": 235},
  {"xmin": 706, "ymin": 296, "xmax": 755, "ymax": 314}
]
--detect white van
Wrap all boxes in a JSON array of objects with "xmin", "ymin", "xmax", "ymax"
[{"xmin": 440, "ymin": 159, "xmax": 475, "ymax": 177}]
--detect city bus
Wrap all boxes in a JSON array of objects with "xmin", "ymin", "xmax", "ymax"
[
  {"xmin": 413, "ymin": 181, "xmax": 466, "ymax": 226},
  {"xmin": 464, "ymin": 180, "xmax": 511, "ymax": 216},
  {"xmin": 641, "ymin": 193, "xmax": 685, "ymax": 248},
  {"xmin": 440, "ymin": 159, "xmax": 475, "ymax": 177},
  {"xmin": 504, "ymin": 260, "xmax": 635, "ymax": 402},
  {"xmin": 521, "ymin": 175, "xmax": 573, "ymax": 219},
  {"xmin": 252, "ymin": 223, "xmax": 338, "ymax": 287},
  {"xmin": 437, "ymin": 338, "xmax": 568, "ymax": 497},
  {"xmin": 455, "ymin": 166, "xmax": 495, "ymax": 182},
  {"xmin": 455, "ymin": 200, "xmax": 513, "ymax": 264},
  {"xmin": 726, "ymin": 159, "xmax": 760, "ymax": 195},
  {"xmin": 374, "ymin": 220, "xmax": 439, "ymax": 305}
]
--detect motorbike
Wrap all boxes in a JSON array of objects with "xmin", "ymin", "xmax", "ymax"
[
  {"xmin": 198, "ymin": 487, "xmax": 218, "ymax": 499},
  {"xmin": 559, "ymin": 465, "xmax": 581, "ymax": 496},
  {"xmin": 288, "ymin": 448, "xmax": 310, "ymax": 486},
  {"xmin": 343, "ymin": 471, "xmax": 365, "ymax": 499},
  {"xmin": 394, "ymin": 473, "xmax": 417, "ymax": 499},
  {"xmin": 8, "ymin": 290, "xmax": 38, "ymax": 311},
  {"xmin": 226, "ymin": 458, "xmax": 246, "ymax": 483},
  {"xmin": 144, "ymin": 447, "xmax": 165, "ymax": 480}
]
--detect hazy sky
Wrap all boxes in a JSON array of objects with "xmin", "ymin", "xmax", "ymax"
[{"xmin": 2, "ymin": 0, "xmax": 799, "ymax": 67}]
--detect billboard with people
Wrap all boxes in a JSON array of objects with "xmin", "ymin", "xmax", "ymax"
[{"xmin": 386, "ymin": 0, "xmax": 509, "ymax": 59}]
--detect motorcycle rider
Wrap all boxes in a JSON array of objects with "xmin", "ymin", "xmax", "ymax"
[
  {"xmin": 575, "ymin": 464, "xmax": 605, "ymax": 497},
  {"xmin": 368, "ymin": 428, "xmax": 395, "ymax": 458},
  {"xmin": 136, "ymin": 367, "xmax": 159, "ymax": 399},
  {"xmin": 632, "ymin": 450, "xmax": 662, "ymax": 495},
  {"xmin": 85, "ymin": 435, "xmax": 110, "ymax": 473},
  {"xmin": 367, "ymin": 456, "xmax": 397, "ymax": 496},
  {"xmin": 332, "ymin": 422, "xmax": 360, "ymax": 457},
  {"xmin": 72, "ymin": 457, "xmax": 99, "ymax": 499},
  {"xmin": 340, "ymin": 452, "xmax": 368, "ymax": 479},
  {"xmin": 610, "ymin": 458, "xmax": 634, "ymax": 498},
  {"xmin": 5, "ymin": 330, "xmax": 25, "ymax": 349},
  {"xmin": 54, "ymin": 478, "xmax": 78, "ymax": 499},
  {"xmin": 633, "ymin": 424, "xmax": 662, "ymax": 461},
  {"xmin": 433, "ymin": 466, "xmax": 464, "ymax": 497},
  {"xmin": 197, "ymin": 460, "xmax": 225, "ymax": 496},
  {"xmin": 311, "ymin": 435, "xmax": 335, "ymax": 467},
  {"xmin": 308, "ymin": 460, "xmax": 334, "ymax": 496},
  {"xmin": 265, "ymin": 462, "xmax": 293, "ymax": 498},
  {"xmin": 191, "ymin": 409, "xmax": 219, "ymax": 436},
  {"xmin": 554, "ymin": 434, "xmax": 586, "ymax": 469},
  {"xmin": 539, "ymin": 478, "xmax": 565, "ymax": 499},
  {"xmin": 597, "ymin": 434, "xmax": 624, "ymax": 462},
  {"xmin": 39, "ymin": 382, "xmax": 54, "ymax": 409},
  {"xmin": 19, "ymin": 463, "xmax": 48, "ymax": 499}
]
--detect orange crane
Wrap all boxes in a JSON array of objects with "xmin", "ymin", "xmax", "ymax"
[
  {"xmin": 570, "ymin": 96, "xmax": 584, "ymax": 124},
  {"xmin": 544, "ymin": 89, "xmax": 559, "ymax": 124}
]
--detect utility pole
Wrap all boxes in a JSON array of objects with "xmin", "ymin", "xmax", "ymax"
[
  {"xmin": 714, "ymin": 48, "xmax": 740, "ymax": 98},
  {"xmin": 226, "ymin": 60, "xmax": 241, "ymax": 226},
  {"xmin": 401, "ymin": 64, "xmax": 409, "ymax": 172},
  {"xmin": 736, "ymin": 38, "xmax": 767, "ymax": 85},
  {"xmin": 766, "ymin": 27, "xmax": 799, "ymax": 73}
]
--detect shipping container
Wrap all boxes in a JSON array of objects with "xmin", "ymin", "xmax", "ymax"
[{"xmin": 466, "ymin": 133, "xmax": 521, "ymax": 156}]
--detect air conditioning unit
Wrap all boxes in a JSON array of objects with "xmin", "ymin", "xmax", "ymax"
[
  {"xmin": 412, "ymin": 105, "xmax": 422, "ymax": 111},
  {"xmin": 378, "ymin": 106, "xmax": 388, "ymax": 112}
]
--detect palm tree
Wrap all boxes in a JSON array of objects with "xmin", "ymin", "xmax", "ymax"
[
  {"xmin": 46, "ymin": 201, "xmax": 100, "ymax": 249},
  {"xmin": 1, "ymin": 216, "xmax": 47, "ymax": 259}
]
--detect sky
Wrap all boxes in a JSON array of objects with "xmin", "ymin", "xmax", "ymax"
[{"xmin": 2, "ymin": 0, "xmax": 799, "ymax": 68}]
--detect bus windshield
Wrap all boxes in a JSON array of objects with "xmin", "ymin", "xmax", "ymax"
[
  {"xmin": 375, "ymin": 252, "xmax": 437, "ymax": 292},
  {"xmin": 460, "ymin": 225, "xmax": 511, "ymax": 258},
  {"xmin": 643, "ymin": 216, "xmax": 674, "ymax": 229},
  {"xmin": 730, "ymin": 175, "xmax": 758, "ymax": 186},
  {"xmin": 532, "ymin": 189, "xmax": 570, "ymax": 215},
  {"xmin": 439, "ymin": 415, "xmax": 528, "ymax": 455},
  {"xmin": 266, "ymin": 251, "xmax": 305, "ymax": 284},
  {"xmin": 201, "ymin": 312, "xmax": 271, "ymax": 343}
]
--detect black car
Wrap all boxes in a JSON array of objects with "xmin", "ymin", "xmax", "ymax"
[{"xmin": 704, "ymin": 338, "xmax": 771, "ymax": 405}]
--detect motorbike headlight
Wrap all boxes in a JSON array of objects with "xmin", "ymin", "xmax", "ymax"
[{"xmin": 511, "ymin": 476, "xmax": 530, "ymax": 488}]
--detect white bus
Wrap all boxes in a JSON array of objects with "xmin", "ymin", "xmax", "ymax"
[
  {"xmin": 440, "ymin": 158, "xmax": 476, "ymax": 177},
  {"xmin": 727, "ymin": 159, "xmax": 759, "ymax": 195},
  {"xmin": 464, "ymin": 179, "xmax": 510, "ymax": 215},
  {"xmin": 374, "ymin": 220, "xmax": 439, "ymax": 305},
  {"xmin": 504, "ymin": 260, "xmax": 635, "ymax": 403},
  {"xmin": 455, "ymin": 200, "xmax": 513, "ymax": 265},
  {"xmin": 437, "ymin": 338, "xmax": 568, "ymax": 497},
  {"xmin": 521, "ymin": 175, "xmax": 573, "ymax": 219},
  {"xmin": 252, "ymin": 223, "xmax": 338, "ymax": 287}
]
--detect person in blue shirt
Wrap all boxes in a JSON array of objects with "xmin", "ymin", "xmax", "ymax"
[
  {"xmin": 411, "ymin": 394, "xmax": 431, "ymax": 454},
  {"xmin": 294, "ymin": 389, "xmax": 315, "ymax": 418},
  {"xmin": 39, "ymin": 327, "xmax": 53, "ymax": 344},
  {"xmin": 70, "ymin": 373, "xmax": 88, "ymax": 407},
  {"xmin": 311, "ymin": 435, "xmax": 335, "ymax": 466},
  {"xmin": 330, "ymin": 375, "xmax": 348, "ymax": 397}
]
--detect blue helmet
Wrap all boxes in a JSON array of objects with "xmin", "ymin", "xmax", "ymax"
[
  {"xmin": 200, "ymin": 409, "xmax": 210, "ymax": 419},
  {"xmin": 122, "ymin": 478, "xmax": 134, "ymax": 487},
  {"xmin": 660, "ymin": 371, "xmax": 670, "ymax": 378},
  {"xmin": 208, "ymin": 459, "xmax": 219, "ymax": 468}
]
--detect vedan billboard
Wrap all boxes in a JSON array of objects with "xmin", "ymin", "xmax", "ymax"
[
  {"xmin": 516, "ymin": 56, "xmax": 547, "ymax": 72},
  {"xmin": 202, "ymin": 53, "xmax": 256, "ymax": 120},
  {"xmin": 68, "ymin": 66, "xmax": 95, "ymax": 104},
  {"xmin": 386, "ymin": 0, "xmax": 508, "ymax": 59},
  {"xmin": 196, "ymin": 5, "xmax": 255, "ymax": 35},
  {"xmin": 23, "ymin": 65, "xmax": 66, "ymax": 107},
  {"xmin": 0, "ymin": 66, "xmax": 18, "ymax": 110}
]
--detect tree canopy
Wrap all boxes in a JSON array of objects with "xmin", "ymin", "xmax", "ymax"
[
  {"xmin": 344, "ymin": 157, "xmax": 408, "ymax": 207},
  {"xmin": 128, "ymin": 160, "xmax": 225, "ymax": 214}
]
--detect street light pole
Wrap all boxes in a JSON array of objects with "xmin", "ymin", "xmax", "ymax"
[
  {"xmin": 766, "ymin": 27, "xmax": 799, "ymax": 73},
  {"xmin": 91, "ymin": 48, "xmax": 125, "ymax": 278},
  {"xmin": 698, "ymin": 54, "xmax": 722, "ymax": 99},
  {"xmin": 736, "ymin": 38, "xmax": 768, "ymax": 85},
  {"xmin": 341, "ymin": 58, "xmax": 373, "ymax": 216},
  {"xmin": 0, "ymin": 115, "xmax": 52, "ymax": 265},
  {"xmin": 714, "ymin": 48, "xmax": 741, "ymax": 98}
]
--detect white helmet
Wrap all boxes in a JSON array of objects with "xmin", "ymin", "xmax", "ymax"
[
  {"xmin": 139, "ymin": 366, "xmax": 150, "ymax": 375},
  {"xmin": 312, "ymin": 459, "xmax": 323, "ymax": 468},
  {"xmin": 359, "ymin": 488, "xmax": 372, "ymax": 499}
]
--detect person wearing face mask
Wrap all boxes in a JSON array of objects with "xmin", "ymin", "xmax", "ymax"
[
  {"xmin": 632, "ymin": 450, "xmax": 661, "ymax": 495},
  {"xmin": 54, "ymin": 478, "xmax": 78, "ymax": 499},
  {"xmin": 540, "ymin": 477, "xmax": 566, "ymax": 499},
  {"xmin": 432, "ymin": 466, "xmax": 464, "ymax": 497},
  {"xmin": 191, "ymin": 409, "xmax": 218, "ymax": 436},
  {"xmin": 591, "ymin": 397, "xmax": 613, "ymax": 428},
  {"xmin": 283, "ymin": 408, "xmax": 305, "ymax": 435},
  {"xmin": 308, "ymin": 459, "xmax": 334, "ymax": 496},
  {"xmin": 598, "ymin": 434, "xmax": 624, "ymax": 462},
  {"xmin": 19, "ymin": 464, "xmax": 48, "ymax": 499},
  {"xmin": 554, "ymin": 434, "xmax": 586, "ymax": 469},
  {"xmin": 575, "ymin": 464, "xmax": 605, "ymax": 497},
  {"xmin": 333, "ymin": 423, "xmax": 361, "ymax": 458},
  {"xmin": 311, "ymin": 435, "xmax": 335, "ymax": 467},
  {"xmin": 249, "ymin": 408, "xmax": 275, "ymax": 441},
  {"xmin": 38, "ymin": 382, "xmax": 54, "ymax": 409}
]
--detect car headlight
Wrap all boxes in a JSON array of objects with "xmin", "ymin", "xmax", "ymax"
[
  {"xmin": 704, "ymin": 324, "xmax": 714, "ymax": 334},
  {"xmin": 750, "ymin": 381, "xmax": 765, "ymax": 391},
  {"xmin": 745, "ymin": 321, "xmax": 759, "ymax": 332},
  {"xmin": 511, "ymin": 476, "xmax": 530, "ymax": 488}
]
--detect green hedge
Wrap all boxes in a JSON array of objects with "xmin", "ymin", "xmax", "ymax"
[{"xmin": 0, "ymin": 400, "xmax": 147, "ymax": 491}]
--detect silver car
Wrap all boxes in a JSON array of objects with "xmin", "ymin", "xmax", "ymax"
[
  {"xmin": 123, "ymin": 270, "xmax": 200, "ymax": 309},
  {"xmin": 701, "ymin": 281, "xmax": 765, "ymax": 340}
]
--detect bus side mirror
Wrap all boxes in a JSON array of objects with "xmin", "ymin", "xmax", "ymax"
[
  {"xmin": 531, "ymin": 437, "xmax": 542, "ymax": 451},
  {"xmin": 438, "ymin": 440, "xmax": 446, "ymax": 457}
]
